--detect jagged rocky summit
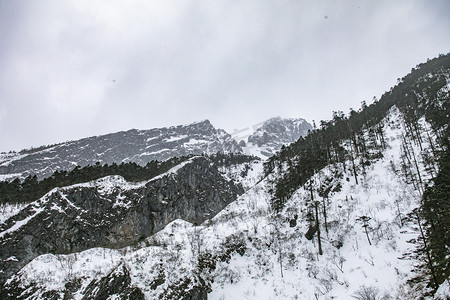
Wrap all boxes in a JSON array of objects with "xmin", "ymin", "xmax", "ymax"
[
  {"xmin": 0, "ymin": 117, "xmax": 312, "ymax": 182},
  {"xmin": 0, "ymin": 120, "xmax": 242, "ymax": 180},
  {"xmin": 1, "ymin": 53, "xmax": 449, "ymax": 300},
  {"xmin": 243, "ymin": 117, "xmax": 312, "ymax": 158}
]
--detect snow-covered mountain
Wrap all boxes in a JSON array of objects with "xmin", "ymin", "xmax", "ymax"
[
  {"xmin": 0, "ymin": 54, "xmax": 448, "ymax": 299},
  {"xmin": 243, "ymin": 117, "xmax": 312, "ymax": 159},
  {"xmin": 0, "ymin": 106, "xmax": 442, "ymax": 299},
  {"xmin": 0, "ymin": 120, "xmax": 242, "ymax": 180},
  {"xmin": 0, "ymin": 156, "xmax": 249, "ymax": 287},
  {"xmin": 0, "ymin": 117, "xmax": 311, "ymax": 181}
]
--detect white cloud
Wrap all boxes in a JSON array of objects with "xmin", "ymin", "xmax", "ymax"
[{"xmin": 0, "ymin": 0, "xmax": 449, "ymax": 151}]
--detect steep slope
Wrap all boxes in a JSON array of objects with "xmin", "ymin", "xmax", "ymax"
[
  {"xmin": 262, "ymin": 53, "xmax": 450, "ymax": 297},
  {"xmin": 0, "ymin": 120, "xmax": 242, "ymax": 180},
  {"xmin": 1, "ymin": 105, "xmax": 443, "ymax": 299},
  {"xmin": 243, "ymin": 117, "xmax": 312, "ymax": 159},
  {"xmin": 208, "ymin": 106, "xmax": 433, "ymax": 299},
  {"xmin": 0, "ymin": 54, "xmax": 448, "ymax": 299},
  {"xmin": 0, "ymin": 156, "xmax": 248, "ymax": 288},
  {"xmin": 265, "ymin": 53, "xmax": 449, "ymax": 211}
]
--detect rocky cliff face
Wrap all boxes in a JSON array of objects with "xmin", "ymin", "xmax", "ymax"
[
  {"xmin": 0, "ymin": 156, "xmax": 244, "ymax": 288},
  {"xmin": 81, "ymin": 264, "xmax": 146, "ymax": 300},
  {"xmin": 3, "ymin": 263, "xmax": 147, "ymax": 300},
  {"xmin": 0, "ymin": 120, "xmax": 242, "ymax": 180},
  {"xmin": 244, "ymin": 117, "xmax": 312, "ymax": 158},
  {"xmin": 0, "ymin": 54, "xmax": 448, "ymax": 300}
]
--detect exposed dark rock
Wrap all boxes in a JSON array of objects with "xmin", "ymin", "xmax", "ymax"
[
  {"xmin": 289, "ymin": 214, "xmax": 298, "ymax": 227},
  {"xmin": 246, "ymin": 117, "xmax": 312, "ymax": 158},
  {"xmin": 0, "ymin": 120, "xmax": 242, "ymax": 180},
  {"xmin": 150, "ymin": 268, "xmax": 166, "ymax": 290},
  {"xmin": 159, "ymin": 276, "xmax": 209, "ymax": 300},
  {"xmin": 0, "ymin": 157, "xmax": 244, "ymax": 287},
  {"xmin": 41, "ymin": 290, "xmax": 63, "ymax": 300},
  {"xmin": 64, "ymin": 278, "xmax": 82, "ymax": 300},
  {"xmin": 0, "ymin": 266, "xmax": 144, "ymax": 300},
  {"xmin": 0, "ymin": 276, "xmax": 39, "ymax": 299},
  {"xmin": 305, "ymin": 224, "xmax": 317, "ymax": 240},
  {"xmin": 82, "ymin": 264, "xmax": 145, "ymax": 300}
]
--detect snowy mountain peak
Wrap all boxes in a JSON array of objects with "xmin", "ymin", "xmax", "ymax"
[
  {"xmin": 0, "ymin": 54, "xmax": 449, "ymax": 299},
  {"xmin": 0, "ymin": 120, "xmax": 242, "ymax": 180},
  {"xmin": 243, "ymin": 116, "xmax": 312, "ymax": 159}
]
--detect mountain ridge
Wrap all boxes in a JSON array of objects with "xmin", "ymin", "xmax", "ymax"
[
  {"xmin": 0, "ymin": 120, "xmax": 242, "ymax": 180},
  {"xmin": 0, "ymin": 53, "xmax": 448, "ymax": 299},
  {"xmin": 243, "ymin": 116, "xmax": 312, "ymax": 159},
  {"xmin": 0, "ymin": 155, "xmax": 249, "ymax": 286}
]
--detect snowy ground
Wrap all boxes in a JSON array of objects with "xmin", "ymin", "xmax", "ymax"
[
  {"xmin": 2, "ymin": 107, "xmax": 447, "ymax": 299},
  {"xmin": 0, "ymin": 204, "xmax": 26, "ymax": 225},
  {"xmin": 208, "ymin": 108, "xmax": 426, "ymax": 299}
]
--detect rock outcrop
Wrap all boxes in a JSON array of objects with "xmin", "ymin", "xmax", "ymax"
[
  {"xmin": 0, "ymin": 156, "xmax": 244, "ymax": 287},
  {"xmin": 81, "ymin": 264, "xmax": 145, "ymax": 300},
  {"xmin": 245, "ymin": 117, "xmax": 312, "ymax": 158},
  {"xmin": 0, "ymin": 120, "xmax": 242, "ymax": 180}
]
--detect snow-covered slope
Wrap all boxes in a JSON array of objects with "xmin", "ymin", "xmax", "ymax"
[
  {"xmin": 2, "ymin": 106, "xmax": 445, "ymax": 299},
  {"xmin": 1, "ymin": 55, "xmax": 448, "ymax": 299},
  {"xmin": 0, "ymin": 120, "xmax": 242, "ymax": 180},
  {"xmin": 0, "ymin": 155, "xmax": 254, "ymax": 288},
  {"xmin": 243, "ymin": 117, "xmax": 312, "ymax": 159},
  {"xmin": 210, "ymin": 107, "xmax": 431, "ymax": 299}
]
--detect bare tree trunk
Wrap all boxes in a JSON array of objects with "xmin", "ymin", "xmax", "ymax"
[
  {"xmin": 404, "ymin": 133, "xmax": 424, "ymax": 194},
  {"xmin": 279, "ymin": 246, "xmax": 284, "ymax": 278},
  {"xmin": 315, "ymin": 202, "xmax": 323, "ymax": 255},
  {"xmin": 273, "ymin": 217, "xmax": 284, "ymax": 278},
  {"xmin": 322, "ymin": 197, "xmax": 329, "ymax": 238},
  {"xmin": 410, "ymin": 145, "xmax": 424, "ymax": 194},
  {"xmin": 309, "ymin": 176, "xmax": 323, "ymax": 256},
  {"xmin": 395, "ymin": 198, "xmax": 404, "ymax": 227},
  {"xmin": 378, "ymin": 124, "xmax": 386, "ymax": 149},
  {"xmin": 350, "ymin": 151, "xmax": 359, "ymax": 184},
  {"xmin": 402, "ymin": 137, "xmax": 420, "ymax": 192},
  {"xmin": 363, "ymin": 225, "xmax": 372, "ymax": 245}
]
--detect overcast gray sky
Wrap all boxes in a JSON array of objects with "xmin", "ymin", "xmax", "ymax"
[{"xmin": 0, "ymin": 0, "xmax": 449, "ymax": 152}]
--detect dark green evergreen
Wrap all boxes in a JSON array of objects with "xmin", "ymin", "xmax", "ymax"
[
  {"xmin": 264, "ymin": 53, "xmax": 450, "ymax": 212},
  {"xmin": 411, "ymin": 130, "xmax": 450, "ymax": 294},
  {"xmin": 263, "ymin": 53, "xmax": 449, "ymax": 295},
  {"xmin": 0, "ymin": 153, "xmax": 257, "ymax": 205},
  {"xmin": 0, "ymin": 156, "xmax": 191, "ymax": 205}
]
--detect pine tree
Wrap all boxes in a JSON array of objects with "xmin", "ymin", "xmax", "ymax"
[{"xmin": 420, "ymin": 141, "xmax": 450, "ymax": 292}]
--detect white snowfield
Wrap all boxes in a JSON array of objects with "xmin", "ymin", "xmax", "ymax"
[
  {"xmin": 2, "ymin": 107, "xmax": 448, "ymax": 299},
  {"xmin": 0, "ymin": 203, "xmax": 26, "ymax": 225},
  {"xmin": 241, "ymin": 117, "xmax": 312, "ymax": 160}
]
